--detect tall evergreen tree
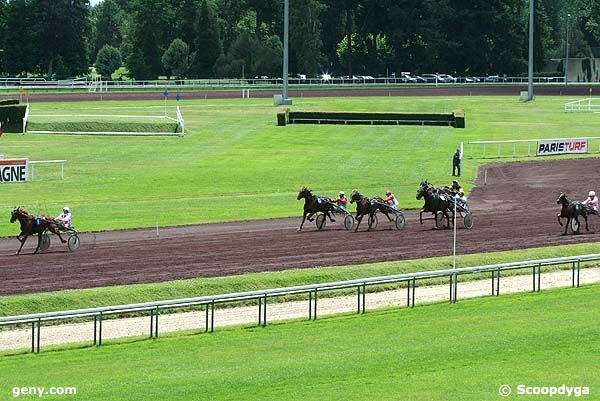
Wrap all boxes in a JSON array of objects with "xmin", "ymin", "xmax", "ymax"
[
  {"xmin": 3, "ymin": 0, "xmax": 40, "ymax": 76},
  {"xmin": 289, "ymin": 0, "xmax": 324, "ymax": 75},
  {"xmin": 94, "ymin": 0, "xmax": 124, "ymax": 56},
  {"xmin": 192, "ymin": 0, "xmax": 222, "ymax": 77}
]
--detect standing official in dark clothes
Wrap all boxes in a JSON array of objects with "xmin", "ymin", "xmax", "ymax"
[{"xmin": 452, "ymin": 149, "xmax": 461, "ymax": 176}]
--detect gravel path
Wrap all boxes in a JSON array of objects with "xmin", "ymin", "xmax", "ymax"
[{"xmin": 2, "ymin": 267, "xmax": 598, "ymax": 352}]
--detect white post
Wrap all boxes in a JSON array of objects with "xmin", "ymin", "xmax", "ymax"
[
  {"xmin": 61, "ymin": 163, "xmax": 64, "ymax": 180},
  {"xmin": 453, "ymin": 195, "xmax": 458, "ymax": 269},
  {"xmin": 484, "ymin": 169, "xmax": 487, "ymax": 185}
]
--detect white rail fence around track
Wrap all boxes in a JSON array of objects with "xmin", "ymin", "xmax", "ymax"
[
  {"xmin": 1, "ymin": 254, "xmax": 597, "ymax": 353},
  {"xmin": 468, "ymin": 137, "xmax": 600, "ymax": 159},
  {"xmin": 0, "ymin": 76, "xmax": 572, "ymax": 92}
]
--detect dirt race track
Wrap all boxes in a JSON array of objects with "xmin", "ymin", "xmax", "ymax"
[{"xmin": 1, "ymin": 158, "xmax": 600, "ymax": 296}]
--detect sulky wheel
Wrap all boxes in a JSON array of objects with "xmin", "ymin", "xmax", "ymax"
[
  {"xmin": 67, "ymin": 234, "xmax": 81, "ymax": 252},
  {"xmin": 368, "ymin": 213, "xmax": 379, "ymax": 230},
  {"xmin": 463, "ymin": 213, "xmax": 474, "ymax": 229},
  {"xmin": 571, "ymin": 219, "xmax": 580, "ymax": 233},
  {"xmin": 395, "ymin": 212, "xmax": 406, "ymax": 230},
  {"xmin": 39, "ymin": 233, "xmax": 51, "ymax": 252},
  {"xmin": 316, "ymin": 214, "xmax": 326, "ymax": 231},
  {"xmin": 344, "ymin": 214, "xmax": 355, "ymax": 231},
  {"xmin": 435, "ymin": 212, "xmax": 445, "ymax": 229}
]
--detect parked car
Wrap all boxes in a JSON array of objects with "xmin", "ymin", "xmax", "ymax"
[
  {"xmin": 420, "ymin": 74, "xmax": 439, "ymax": 83},
  {"xmin": 401, "ymin": 74, "xmax": 418, "ymax": 83},
  {"xmin": 436, "ymin": 74, "xmax": 457, "ymax": 83}
]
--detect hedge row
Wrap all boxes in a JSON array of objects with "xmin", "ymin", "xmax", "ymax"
[
  {"xmin": 0, "ymin": 99, "xmax": 19, "ymax": 106},
  {"xmin": 0, "ymin": 104, "xmax": 26, "ymax": 130},
  {"xmin": 277, "ymin": 109, "xmax": 465, "ymax": 128}
]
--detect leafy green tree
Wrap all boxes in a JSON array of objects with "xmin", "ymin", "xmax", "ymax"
[
  {"xmin": 3, "ymin": 0, "xmax": 40, "ymax": 76},
  {"xmin": 94, "ymin": 0, "xmax": 124, "ymax": 55},
  {"xmin": 289, "ymin": 0, "xmax": 324, "ymax": 75},
  {"xmin": 0, "ymin": 0, "xmax": 7, "ymax": 74},
  {"xmin": 95, "ymin": 45, "xmax": 122, "ymax": 78},
  {"xmin": 124, "ymin": 0, "xmax": 166, "ymax": 79},
  {"xmin": 254, "ymin": 35, "xmax": 282, "ymax": 76},
  {"xmin": 162, "ymin": 38, "xmax": 190, "ymax": 79},
  {"xmin": 192, "ymin": 0, "xmax": 222, "ymax": 77}
]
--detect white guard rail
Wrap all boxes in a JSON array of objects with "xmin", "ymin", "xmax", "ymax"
[
  {"xmin": 468, "ymin": 137, "xmax": 600, "ymax": 158},
  {"xmin": 1, "ymin": 253, "xmax": 597, "ymax": 353}
]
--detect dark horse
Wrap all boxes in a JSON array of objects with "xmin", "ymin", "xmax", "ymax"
[
  {"xmin": 296, "ymin": 187, "xmax": 336, "ymax": 231},
  {"xmin": 349, "ymin": 190, "xmax": 394, "ymax": 232},
  {"xmin": 416, "ymin": 181, "xmax": 453, "ymax": 229},
  {"xmin": 10, "ymin": 207, "xmax": 66, "ymax": 254},
  {"xmin": 556, "ymin": 193, "xmax": 589, "ymax": 235}
]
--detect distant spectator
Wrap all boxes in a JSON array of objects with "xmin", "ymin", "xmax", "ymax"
[{"xmin": 452, "ymin": 149, "xmax": 461, "ymax": 177}]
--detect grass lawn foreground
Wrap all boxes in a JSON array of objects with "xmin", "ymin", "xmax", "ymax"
[{"xmin": 0, "ymin": 284, "xmax": 598, "ymax": 401}]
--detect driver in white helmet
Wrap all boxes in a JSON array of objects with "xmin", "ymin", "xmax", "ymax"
[
  {"xmin": 332, "ymin": 191, "xmax": 348, "ymax": 210},
  {"xmin": 582, "ymin": 191, "xmax": 599, "ymax": 214},
  {"xmin": 56, "ymin": 206, "xmax": 72, "ymax": 228}
]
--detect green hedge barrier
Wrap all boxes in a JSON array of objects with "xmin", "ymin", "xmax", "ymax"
[
  {"xmin": 0, "ymin": 104, "xmax": 27, "ymax": 132},
  {"xmin": 0, "ymin": 99, "xmax": 20, "ymax": 106},
  {"xmin": 279, "ymin": 110, "xmax": 466, "ymax": 128}
]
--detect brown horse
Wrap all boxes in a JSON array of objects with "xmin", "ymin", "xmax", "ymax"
[
  {"xmin": 296, "ymin": 187, "xmax": 336, "ymax": 231},
  {"xmin": 556, "ymin": 193, "xmax": 589, "ymax": 235},
  {"xmin": 349, "ymin": 190, "xmax": 394, "ymax": 232},
  {"xmin": 10, "ymin": 207, "xmax": 66, "ymax": 254}
]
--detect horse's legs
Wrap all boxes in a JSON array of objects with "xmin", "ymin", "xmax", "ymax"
[
  {"xmin": 326, "ymin": 210, "xmax": 335, "ymax": 222},
  {"xmin": 48, "ymin": 227, "xmax": 66, "ymax": 243},
  {"xmin": 16, "ymin": 235, "xmax": 28, "ymax": 255},
  {"xmin": 354, "ymin": 214, "xmax": 364, "ymax": 232},
  {"xmin": 557, "ymin": 214, "xmax": 564, "ymax": 226},
  {"xmin": 584, "ymin": 214, "xmax": 590, "ymax": 231},
  {"xmin": 574, "ymin": 216, "xmax": 581, "ymax": 234},
  {"xmin": 34, "ymin": 234, "xmax": 42, "ymax": 254},
  {"xmin": 383, "ymin": 211, "xmax": 393, "ymax": 222},
  {"xmin": 562, "ymin": 218, "xmax": 569, "ymax": 236},
  {"xmin": 307, "ymin": 213, "xmax": 315, "ymax": 222},
  {"xmin": 298, "ymin": 212, "xmax": 308, "ymax": 231}
]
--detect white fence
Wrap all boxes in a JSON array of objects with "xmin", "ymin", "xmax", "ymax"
[
  {"xmin": 0, "ymin": 76, "xmax": 570, "ymax": 92},
  {"xmin": 29, "ymin": 160, "xmax": 67, "ymax": 181},
  {"xmin": 564, "ymin": 98, "xmax": 600, "ymax": 112},
  {"xmin": 468, "ymin": 137, "xmax": 600, "ymax": 159},
  {"xmin": 0, "ymin": 253, "xmax": 595, "ymax": 353}
]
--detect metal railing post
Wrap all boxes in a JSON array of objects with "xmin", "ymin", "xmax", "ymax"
[
  {"xmin": 362, "ymin": 283, "xmax": 366, "ymax": 314},
  {"xmin": 357, "ymin": 285, "xmax": 361, "ymax": 314},
  {"xmin": 93, "ymin": 316, "xmax": 97, "ymax": 345},
  {"xmin": 412, "ymin": 278, "xmax": 416, "ymax": 308},
  {"xmin": 308, "ymin": 291, "xmax": 312, "ymax": 320},
  {"xmin": 150, "ymin": 309, "xmax": 154, "ymax": 338},
  {"xmin": 210, "ymin": 301, "xmax": 215, "ymax": 332},
  {"xmin": 262, "ymin": 295, "xmax": 267, "ymax": 327},
  {"xmin": 36, "ymin": 318, "xmax": 41, "ymax": 353},
  {"xmin": 314, "ymin": 289, "xmax": 318, "ymax": 319},
  {"xmin": 154, "ymin": 307, "xmax": 159, "ymax": 338},
  {"xmin": 205, "ymin": 305, "xmax": 209, "ymax": 333},
  {"xmin": 98, "ymin": 312, "xmax": 103, "ymax": 346},
  {"xmin": 31, "ymin": 322, "xmax": 35, "ymax": 353}
]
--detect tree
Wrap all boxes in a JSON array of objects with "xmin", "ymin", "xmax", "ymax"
[
  {"xmin": 35, "ymin": 0, "xmax": 90, "ymax": 78},
  {"xmin": 94, "ymin": 0, "xmax": 124, "ymax": 56},
  {"xmin": 162, "ymin": 39, "xmax": 190, "ymax": 79},
  {"xmin": 254, "ymin": 35, "xmax": 282, "ymax": 76},
  {"xmin": 124, "ymin": 0, "xmax": 168, "ymax": 79},
  {"xmin": 289, "ymin": 0, "xmax": 325, "ymax": 75},
  {"xmin": 0, "ymin": 0, "xmax": 7, "ymax": 74},
  {"xmin": 95, "ymin": 45, "xmax": 122, "ymax": 78},
  {"xmin": 3, "ymin": 0, "xmax": 39, "ymax": 76},
  {"xmin": 192, "ymin": 0, "xmax": 222, "ymax": 77}
]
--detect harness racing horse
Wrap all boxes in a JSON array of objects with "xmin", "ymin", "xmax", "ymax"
[
  {"xmin": 296, "ymin": 187, "xmax": 336, "ymax": 231},
  {"xmin": 556, "ymin": 193, "xmax": 589, "ymax": 235},
  {"xmin": 416, "ymin": 181, "xmax": 453, "ymax": 229},
  {"xmin": 10, "ymin": 207, "xmax": 66, "ymax": 254},
  {"xmin": 349, "ymin": 190, "xmax": 395, "ymax": 232}
]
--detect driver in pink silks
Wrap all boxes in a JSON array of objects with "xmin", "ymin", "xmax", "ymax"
[
  {"xmin": 384, "ymin": 190, "xmax": 399, "ymax": 210},
  {"xmin": 56, "ymin": 206, "xmax": 72, "ymax": 228},
  {"xmin": 582, "ymin": 191, "xmax": 599, "ymax": 214}
]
